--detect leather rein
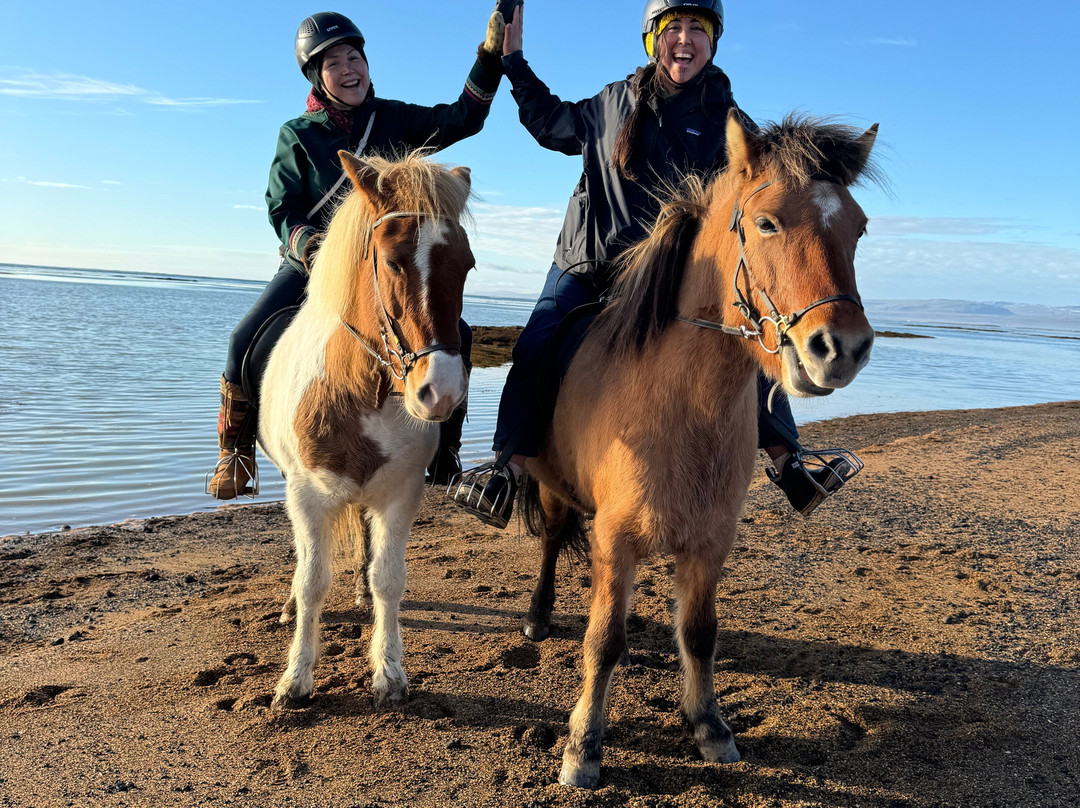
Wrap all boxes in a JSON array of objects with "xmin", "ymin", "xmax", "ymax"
[
  {"xmin": 677, "ymin": 179, "xmax": 863, "ymax": 354},
  {"xmin": 339, "ymin": 211, "xmax": 462, "ymax": 381}
]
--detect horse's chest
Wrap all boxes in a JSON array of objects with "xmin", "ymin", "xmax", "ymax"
[{"xmin": 295, "ymin": 395, "xmax": 435, "ymax": 487}]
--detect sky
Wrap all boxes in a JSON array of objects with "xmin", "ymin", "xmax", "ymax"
[{"xmin": 1, "ymin": 0, "xmax": 1078, "ymax": 305}]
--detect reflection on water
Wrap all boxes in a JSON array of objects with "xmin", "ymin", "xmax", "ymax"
[{"xmin": 2, "ymin": 268, "xmax": 1078, "ymax": 536}]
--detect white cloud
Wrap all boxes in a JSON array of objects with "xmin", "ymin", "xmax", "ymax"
[
  {"xmin": 867, "ymin": 37, "xmax": 918, "ymax": 47},
  {"xmin": 0, "ymin": 70, "xmax": 261, "ymax": 108},
  {"xmin": 233, "ymin": 204, "xmax": 264, "ymax": 211},
  {"xmin": 23, "ymin": 179, "xmax": 91, "ymax": 189}
]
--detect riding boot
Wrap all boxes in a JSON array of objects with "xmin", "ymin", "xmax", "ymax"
[
  {"xmin": 427, "ymin": 402, "xmax": 466, "ymax": 486},
  {"xmin": 206, "ymin": 375, "xmax": 258, "ymax": 499}
]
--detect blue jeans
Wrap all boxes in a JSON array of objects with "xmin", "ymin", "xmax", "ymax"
[{"xmin": 491, "ymin": 263, "xmax": 801, "ymax": 457}]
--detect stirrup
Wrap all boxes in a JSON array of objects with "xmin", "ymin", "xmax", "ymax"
[
  {"xmin": 794, "ymin": 447, "xmax": 863, "ymax": 496},
  {"xmin": 449, "ymin": 462, "xmax": 516, "ymax": 529},
  {"xmin": 205, "ymin": 450, "xmax": 259, "ymax": 498}
]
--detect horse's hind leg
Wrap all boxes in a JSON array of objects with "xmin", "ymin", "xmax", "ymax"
[
  {"xmin": 560, "ymin": 543, "xmax": 636, "ymax": 789},
  {"xmin": 524, "ymin": 489, "xmax": 569, "ymax": 642},
  {"xmin": 273, "ymin": 482, "xmax": 337, "ymax": 709},
  {"xmin": 353, "ymin": 509, "xmax": 372, "ymax": 610},
  {"xmin": 674, "ymin": 551, "xmax": 740, "ymax": 764}
]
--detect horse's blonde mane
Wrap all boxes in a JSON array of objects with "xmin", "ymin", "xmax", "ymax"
[{"xmin": 308, "ymin": 150, "xmax": 473, "ymax": 313}]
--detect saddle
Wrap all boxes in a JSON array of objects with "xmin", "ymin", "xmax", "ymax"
[{"xmin": 240, "ymin": 305, "xmax": 300, "ymax": 410}]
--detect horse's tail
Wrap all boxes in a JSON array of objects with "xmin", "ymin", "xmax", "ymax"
[
  {"xmin": 332, "ymin": 504, "xmax": 370, "ymax": 570},
  {"xmin": 520, "ymin": 476, "xmax": 589, "ymax": 563}
]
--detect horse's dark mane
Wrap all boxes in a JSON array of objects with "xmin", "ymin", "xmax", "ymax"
[
  {"xmin": 758, "ymin": 114, "xmax": 884, "ymax": 188},
  {"xmin": 594, "ymin": 116, "xmax": 882, "ymax": 353}
]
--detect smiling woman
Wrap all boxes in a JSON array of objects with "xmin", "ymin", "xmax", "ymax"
[{"xmin": 205, "ymin": 7, "xmax": 511, "ymax": 502}]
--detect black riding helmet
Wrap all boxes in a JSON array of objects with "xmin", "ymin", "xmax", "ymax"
[
  {"xmin": 295, "ymin": 12, "xmax": 367, "ymax": 88},
  {"xmin": 641, "ymin": 0, "xmax": 724, "ymax": 60}
]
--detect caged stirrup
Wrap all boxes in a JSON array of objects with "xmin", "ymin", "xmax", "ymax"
[
  {"xmin": 449, "ymin": 462, "xmax": 517, "ymax": 529},
  {"xmin": 206, "ymin": 448, "xmax": 259, "ymax": 499},
  {"xmin": 768, "ymin": 447, "xmax": 863, "ymax": 516}
]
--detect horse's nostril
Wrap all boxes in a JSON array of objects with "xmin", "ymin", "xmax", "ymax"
[
  {"xmin": 808, "ymin": 332, "xmax": 831, "ymax": 361},
  {"xmin": 853, "ymin": 335, "xmax": 874, "ymax": 364},
  {"xmin": 417, "ymin": 383, "xmax": 433, "ymax": 405}
]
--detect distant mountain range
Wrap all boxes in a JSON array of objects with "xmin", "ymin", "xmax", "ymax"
[{"xmin": 866, "ymin": 299, "xmax": 1080, "ymax": 330}]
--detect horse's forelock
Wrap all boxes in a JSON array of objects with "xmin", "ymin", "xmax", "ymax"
[
  {"xmin": 756, "ymin": 115, "xmax": 884, "ymax": 189},
  {"xmin": 309, "ymin": 152, "xmax": 473, "ymax": 313}
]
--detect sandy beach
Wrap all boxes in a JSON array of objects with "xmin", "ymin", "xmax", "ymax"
[{"xmin": 1, "ymin": 401, "xmax": 1078, "ymax": 807}]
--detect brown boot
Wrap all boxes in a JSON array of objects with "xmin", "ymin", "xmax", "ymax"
[{"xmin": 206, "ymin": 376, "xmax": 258, "ymax": 499}]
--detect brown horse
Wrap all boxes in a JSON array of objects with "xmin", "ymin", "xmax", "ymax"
[
  {"xmin": 258, "ymin": 151, "xmax": 474, "ymax": 709},
  {"xmin": 520, "ymin": 111, "xmax": 881, "ymax": 788}
]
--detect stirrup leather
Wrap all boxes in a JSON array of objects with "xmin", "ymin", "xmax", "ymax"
[
  {"xmin": 449, "ymin": 462, "xmax": 516, "ymax": 529},
  {"xmin": 205, "ymin": 449, "xmax": 260, "ymax": 498}
]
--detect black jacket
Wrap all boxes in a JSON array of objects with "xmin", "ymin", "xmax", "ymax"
[{"xmin": 503, "ymin": 52, "xmax": 748, "ymax": 292}]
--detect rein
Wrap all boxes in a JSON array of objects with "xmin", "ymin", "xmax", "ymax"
[
  {"xmin": 678, "ymin": 179, "xmax": 863, "ymax": 354},
  {"xmin": 339, "ymin": 211, "xmax": 462, "ymax": 381}
]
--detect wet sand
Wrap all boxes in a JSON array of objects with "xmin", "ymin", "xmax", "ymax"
[{"xmin": 1, "ymin": 402, "xmax": 1078, "ymax": 807}]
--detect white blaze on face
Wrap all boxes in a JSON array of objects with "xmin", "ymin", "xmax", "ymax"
[
  {"xmin": 812, "ymin": 182, "xmax": 843, "ymax": 228},
  {"xmin": 414, "ymin": 218, "xmax": 450, "ymax": 312}
]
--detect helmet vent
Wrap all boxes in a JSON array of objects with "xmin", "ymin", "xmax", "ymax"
[{"xmin": 298, "ymin": 19, "xmax": 318, "ymax": 37}]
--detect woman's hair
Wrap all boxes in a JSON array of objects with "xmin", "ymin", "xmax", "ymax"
[{"xmin": 611, "ymin": 55, "xmax": 682, "ymax": 181}]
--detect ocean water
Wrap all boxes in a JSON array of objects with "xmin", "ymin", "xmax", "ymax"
[{"xmin": 2, "ymin": 265, "xmax": 1078, "ymax": 537}]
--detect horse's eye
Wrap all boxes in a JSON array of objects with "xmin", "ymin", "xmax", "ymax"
[
  {"xmin": 755, "ymin": 216, "xmax": 778, "ymax": 235},
  {"xmin": 384, "ymin": 259, "xmax": 403, "ymax": 274},
  {"xmin": 858, "ymin": 225, "xmax": 869, "ymax": 239}
]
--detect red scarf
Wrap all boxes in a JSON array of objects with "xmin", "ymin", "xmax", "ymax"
[{"xmin": 306, "ymin": 90, "xmax": 354, "ymax": 133}]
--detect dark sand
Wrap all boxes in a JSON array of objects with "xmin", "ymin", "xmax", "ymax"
[{"xmin": 1, "ymin": 402, "xmax": 1078, "ymax": 807}]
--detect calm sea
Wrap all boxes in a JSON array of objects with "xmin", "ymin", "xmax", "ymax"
[{"xmin": 2, "ymin": 265, "xmax": 1078, "ymax": 537}]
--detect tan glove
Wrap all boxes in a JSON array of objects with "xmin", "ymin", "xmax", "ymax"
[{"xmin": 482, "ymin": 6, "xmax": 507, "ymax": 57}]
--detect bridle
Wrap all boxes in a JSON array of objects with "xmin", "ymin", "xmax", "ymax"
[
  {"xmin": 677, "ymin": 179, "xmax": 863, "ymax": 354},
  {"xmin": 339, "ymin": 210, "xmax": 462, "ymax": 380}
]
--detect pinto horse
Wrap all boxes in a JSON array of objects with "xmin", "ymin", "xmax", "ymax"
[
  {"xmin": 520, "ymin": 112, "xmax": 881, "ymax": 788},
  {"xmin": 258, "ymin": 151, "xmax": 474, "ymax": 709}
]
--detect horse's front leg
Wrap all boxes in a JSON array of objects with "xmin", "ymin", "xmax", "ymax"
[
  {"xmin": 273, "ymin": 480, "xmax": 338, "ymax": 709},
  {"xmin": 364, "ymin": 479, "xmax": 423, "ymax": 708},
  {"xmin": 560, "ymin": 543, "xmax": 636, "ymax": 789},
  {"xmin": 675, "ymin": 549, "xmax": 740, "ymax": 764}
]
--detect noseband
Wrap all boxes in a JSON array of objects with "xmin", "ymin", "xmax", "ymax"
[
  {"xmin": 678, "ymin": 179, "xmax": 863, "ymax": 354},
  {"xmin": 339, "ymin": 211, "xmax": 462, "ymax": 381}
]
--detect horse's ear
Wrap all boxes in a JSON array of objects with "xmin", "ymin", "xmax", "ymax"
[
  {"xmin": 338, "ymin": 150, "xmax": 379, "ymax": 200},
  {"xmin": 725, "ymin": 108, "xmax": 759, "ymax": 179},
  {"xmin": 851, "ymin": 124, "xmax": 879, "ymax": 180},
  {"xmin": 450, "ymin": 166, "xmax": 472, "ymax": 194}
]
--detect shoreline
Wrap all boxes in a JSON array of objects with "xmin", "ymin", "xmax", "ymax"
[{"xmin": 3, "ymin": 400, "xmax": 1078, "ymax": 542}]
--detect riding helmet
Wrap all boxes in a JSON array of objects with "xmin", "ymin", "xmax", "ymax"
[
  {"xmin": 641, "ymin": 0, "xmax": 724, "ymax": 59},
  {"xmin": 295, "ymin": 12, "xmax": 367, "ymax": 85}
]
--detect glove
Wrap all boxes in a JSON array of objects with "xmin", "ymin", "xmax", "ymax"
[
  {"xmin": 496, "ymin": 0, "xmax": 522, "ymax": 26},
  {"xmin": 301, "ymin": 231, "xmax": 324, "ymax": 275},
  {"xmin": 481, "ymin": 4, "xmax": 505, "ymax": 59}
]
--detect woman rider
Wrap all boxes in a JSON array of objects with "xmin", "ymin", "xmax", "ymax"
[
  {"xmin": 453, "ymin": 0, "xmax": 857, "ymax": 528},
  {"xmin": 208, "ymin": 8, "xmax": 508, "ymax": 499}
]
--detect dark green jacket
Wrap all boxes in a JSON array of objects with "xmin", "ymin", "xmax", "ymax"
[{"xmin": 266, "ymin": 58, "xmax": 501, "ymax": 265}]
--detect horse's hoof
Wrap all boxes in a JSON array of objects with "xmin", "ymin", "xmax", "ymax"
[
  {"xmin": 270, "ymin": 691, "xmax": 312, "ymax": 711},
  {"xmin": 559, "ymin": 758, "xmax": 601, "ymax": 789},
  {"xmin": 697, "ymin": 732, "xmax": 741, "ymax": 764},
  {"xmin": 373, "ymin": 686, "xmax": 409, "ymax": 710},
  {"xmin": 523, "ymin": 620, "xmax": 551, "ymax": 642}
]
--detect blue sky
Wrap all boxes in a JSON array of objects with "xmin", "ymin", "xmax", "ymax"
[{"xmin": 1, "ymin": 0, "xmax": 1077, "ymax": 305}]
